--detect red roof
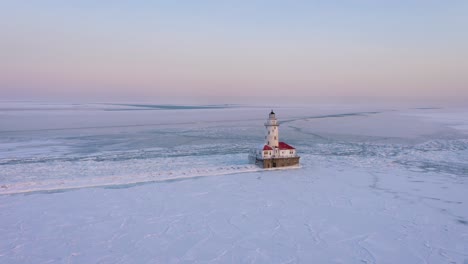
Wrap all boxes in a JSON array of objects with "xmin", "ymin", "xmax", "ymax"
[
  {"xmin": 279, "ymin": 142, "xmax": 295, "ymax": 150},
  {"xmin": 263, "ymin": 145, "xmax": 273, "ymax": 150}
]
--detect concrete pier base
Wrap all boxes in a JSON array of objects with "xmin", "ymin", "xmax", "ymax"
[{"xmin": 254, "ymin": 157, "xmax": 300, "ymax": 168}]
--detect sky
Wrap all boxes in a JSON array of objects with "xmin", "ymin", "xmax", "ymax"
[{"xmin": 1, "ymin": 1, "xmax": 467, "ymax": 100}]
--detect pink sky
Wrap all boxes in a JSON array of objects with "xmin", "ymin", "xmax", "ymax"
[{"xmin": 1, "ymin": 1, "xmax": 467, "ymax": 99}]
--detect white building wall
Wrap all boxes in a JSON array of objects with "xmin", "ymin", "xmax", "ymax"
[
  {"xmin": 277, "ymin": 149, "xmax": 296, "ymax": 158},
  {"xmin": 253, "ymin": 146, "xmax": 296, "ymax": 159},
  {"xmin": 259, "ymin": 149, "xmax": 272, "ymax": 159}
]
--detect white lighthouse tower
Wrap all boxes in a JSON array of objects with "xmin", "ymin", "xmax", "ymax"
[
  {"xmin": 265, "ymin": 110, "xmax": 279, "ymax": 148},
  {"xmin": 249, "ymin": 110, "xmax": 300, "ymax": 168}
]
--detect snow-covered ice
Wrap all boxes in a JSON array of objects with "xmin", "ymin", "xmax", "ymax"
[{"xmin": 0, "ymin": 101, "xmax": 467, "ymax": 263}]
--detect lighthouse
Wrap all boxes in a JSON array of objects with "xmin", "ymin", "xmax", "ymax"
[
  {"xmin": 249, "ymin": 110, "xmax": 300, "ymax": 168},
  {"xmin": 265, "ymin": 110, "xmax": 279, "ymax": 148}
]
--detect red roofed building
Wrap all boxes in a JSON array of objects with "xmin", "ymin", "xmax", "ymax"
[
  {"xmin": 279, "ymin": 142, "xmax": 295, "ymax": 150},
  {"xmin": 249, "ymin": 111, "xmax": 300, "ymax": 168},
  {"xmin": 263, "ymin": 145, "xmax": 273, "ymax": 150}
]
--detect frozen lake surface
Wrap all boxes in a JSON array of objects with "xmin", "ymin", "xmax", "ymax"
[{"xmin": 0, "ymin": 101, "xmax": 467, "ymax": 263}]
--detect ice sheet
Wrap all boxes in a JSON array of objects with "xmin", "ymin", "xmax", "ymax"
[{"xmin": 0, "ymin": 102, "xmax": 467, "ymax": 263}]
